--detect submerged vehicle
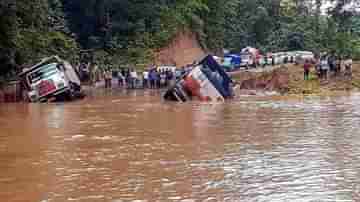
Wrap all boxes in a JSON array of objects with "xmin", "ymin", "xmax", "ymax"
[
  {"xmin": 164, "ymin": 55, "xmax": 234, "ymax": 102},
  {"xmin": 19, "ymin": 56, "xmax": 83, "ymax": 102}
]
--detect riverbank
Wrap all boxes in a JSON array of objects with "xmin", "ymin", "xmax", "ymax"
[
  {"xmin": 1, "ymin": 63, "xmax": 360, "ymax": 103},
  {"xmin": 232, "ymin": 63, "xmax": 360, "ymax": 95}
]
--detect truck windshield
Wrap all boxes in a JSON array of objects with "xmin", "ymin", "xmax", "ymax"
[
  {"xmin": 223, "ymin": 57, "xmax": 232, "ymax": 66},
  {"xmin": 28, "ymin": 63, "xmax": 59, "ymax": 84}
]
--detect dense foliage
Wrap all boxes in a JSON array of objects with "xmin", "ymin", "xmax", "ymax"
[
  {"xmin": 0, "ymin": 0, "xmax": 78, "ymax": 80},
  {"xmin": 224, "ymin": 0, "xmax": 360, "ymax": 56},
  {"xmin": 1, "ymin": 0, "xmax": 360, "ymax": 78}
]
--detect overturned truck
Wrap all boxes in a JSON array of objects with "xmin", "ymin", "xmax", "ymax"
[
  {"xmin": 164, "ymin": 55, "xmax": 234, "ymax": 102},
  {"xmin": 19, "ymin": 56, "xmax": 83, "ymax": 102}
]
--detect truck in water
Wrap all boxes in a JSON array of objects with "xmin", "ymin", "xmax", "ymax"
[
  {"xmin": 164, "ymin": 55, "xmax": 234, "ymax": 102},
  {"xmin": 19, "ymin": 56, "xmax": 83, "ymax": 102}
]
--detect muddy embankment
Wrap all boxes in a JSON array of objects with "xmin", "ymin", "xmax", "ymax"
[
  {"xmin": 232, "ymin": 63, "xmax": 360, "ymax": 95},
  {"xmin": 233, "ymin": 67, "xmax": 290, "ymax": 95},
  {"xmin": 154, "ymin": 30, "xmax": 206, "ymax": 67}
]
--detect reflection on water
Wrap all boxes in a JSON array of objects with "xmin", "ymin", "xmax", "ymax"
[{"xmin": 1, "ymin": 90, "xmax": 360, "ymax": 202}]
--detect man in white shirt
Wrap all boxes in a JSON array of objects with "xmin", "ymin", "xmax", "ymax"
[
  {"xmin": 320, "ymin": 58, "xmax": 329, "ymax": 80},
  {"xmin": 143, "ymin": 70, "xmax": 149, "ymax": 88},
  {"xmin": 117, "ymin": 71, "xmax": 125, "ymax": 87},
  {"xmin": 130, "ymin": 69, "xmax": 138, "ymax": 88},
  {"xmin": 103, "ymin": 70, "xmax": 112, "ymax": 88}
]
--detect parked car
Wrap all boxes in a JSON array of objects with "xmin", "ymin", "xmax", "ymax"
[
  {"xmin": 164, "ymin": 55, "xmax": 234, "ymax": 102},
  {"xmin": 19, "ymin": 56, "xmax": 83, "ymax": 102}
]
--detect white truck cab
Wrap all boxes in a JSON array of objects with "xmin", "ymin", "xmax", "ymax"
[{"xmin": 20, "ymin": 56, "xmax": 81, "ymax": 102}]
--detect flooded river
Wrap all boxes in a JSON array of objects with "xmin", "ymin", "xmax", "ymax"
[{"xmin": 1, "ymin": 90, "xmax": 360, "ymax": 202}]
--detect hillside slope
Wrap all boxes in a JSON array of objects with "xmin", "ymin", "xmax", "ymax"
[{"xmin": 154, "ymin": 30, "xmax": 206, "ymax": 67}]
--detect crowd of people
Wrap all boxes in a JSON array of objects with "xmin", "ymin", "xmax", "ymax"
[
  {"xmin": 302, "ymin": 54, "xmax": 353, "ymax": 81},
  {"xmin": 102, "ymin": 68, "xmax": 177, "ymax": 89},
  {"xmin": 74, "ymin": 60, "xmax": 200, "ymax": 90}
]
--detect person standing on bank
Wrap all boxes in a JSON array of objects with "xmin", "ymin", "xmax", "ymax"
[
  {"xmin": 104, "ymin": 69, "xmax": 112, "ymax": 88},
  {"xmin": 143, "ymin": 70, "xmax": 149, "ymax": 88},
  {"xmin": 320, "ymin": 56, "xmax": 329, "ymax": 80},
  {"xmin": 344, "ymin": 56, "xmax": 353, "ymax": 78},
  {"xmin": 303, "ymin": 59, "xmax": 311, "ymax": 80},
  {"xmin": 124, "ymin": 69, "xmax": 130, "ymax": 87},
  {"xmin": 117, "ymin": 70, "xmax": 125, "ymax": 87},
  {"xmin": 166, "ymin": 69, "xmax": 173, "ymax": 86},
  {"xmin": 335, "ymin": 56, "xmax": 342, "ymax": 77},
  {"xmin": 154, "ymin": 70, "xmax": 160, "ymax": 89},
  {"xmin": 160, "ymin": 70, "xmax": 166, "ymax": 88},
  {"xmin": 149, "ymin": 69, "xmax": 155, "ymax": 89},
  {"xmin": 130, "ymin": 69, "xmax": 138, "ymax": 89}
]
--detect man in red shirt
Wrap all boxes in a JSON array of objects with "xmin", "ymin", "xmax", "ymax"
[{"xmin": 303, "ymin": 59, "xmax": 311, "ymax": 80}]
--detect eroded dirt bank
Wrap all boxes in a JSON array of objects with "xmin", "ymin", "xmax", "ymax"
[
  {"xmin": 154, "ymin": 30, "xmax": 206, "ymax": 67},
  {"xmin": 232, "ymin": 63, "xmax": 360, "ymax": 95}
]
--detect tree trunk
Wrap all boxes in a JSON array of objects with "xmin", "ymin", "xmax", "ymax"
[{"xmin": 316, "ymin": 0, "xmax": 322, "ymax": 34}]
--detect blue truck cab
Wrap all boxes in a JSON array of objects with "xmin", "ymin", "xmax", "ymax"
[{"xmin": 164, "ymin": 55, "xmax": 234, "ymax": 102}]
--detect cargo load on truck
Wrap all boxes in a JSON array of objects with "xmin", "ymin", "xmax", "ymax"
[
  {"xmin": 164, "ymin": 55, "xmax": 234, "ymax": 102},
  {"xmin": 19, "ymin": 56, "xmax": 84, "ymax": 102}
]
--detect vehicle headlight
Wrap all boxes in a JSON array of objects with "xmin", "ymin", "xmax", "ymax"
[
  {"xmin": 57, "ymin": 82, "xmax": 65, "ymax": 88},
  {"xmin": 28, "ymin": 91, "xmax": 38, "ymax": 100}
]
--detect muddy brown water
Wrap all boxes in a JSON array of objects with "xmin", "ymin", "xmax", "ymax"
[{"xmin": 1, "ymin": 89, "xmax": 360, "ymax": 202}]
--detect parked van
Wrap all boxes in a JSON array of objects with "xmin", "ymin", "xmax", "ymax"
[
  {"xmin": 19, "ymin": 56, "xmax": 82, "ymax": 102},
  {"xmin": 294, "ymin": 51, "xmax": 315, "ymax": 64},
  {"xmin": 164, "ymin": 55, "xmax": 234, "ymax": 102}
]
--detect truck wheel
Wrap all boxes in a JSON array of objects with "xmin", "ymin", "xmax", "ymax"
[{"xmin": 63, "ymin": 90, "xmax": 74, "ymax": 101}]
